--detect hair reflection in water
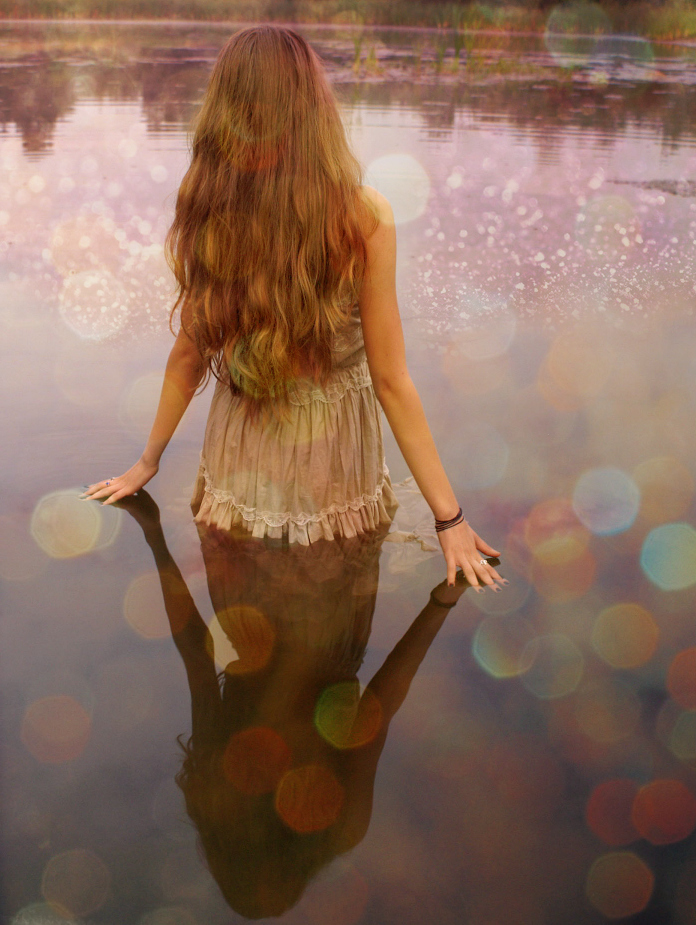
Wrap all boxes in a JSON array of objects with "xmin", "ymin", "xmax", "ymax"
[{"xmin": 122, "ymin": 490, "xmax": 465, "ymax": 919}]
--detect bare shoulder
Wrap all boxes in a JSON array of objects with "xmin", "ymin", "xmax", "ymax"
[{"xmin": 358, "ymin": 185, "xmax": 395, "ymax": 232}]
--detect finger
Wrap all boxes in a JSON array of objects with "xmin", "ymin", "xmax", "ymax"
[
  {"xmin": 472, "ymin": 560, "xmax": 497, "ymax": 588},
  {"xmin": 472, "ymin": 533, "xmax": 500, "ymax": 554},
  {"xmin": 87, "ymin": 488, "xmax": 113, "ymax": 501},
  {"xmin": 476, "ymin": 540, "xmax": 501, "ymax": 556},
  {"xmin": 446, "ymin": 558, "xmax": 457, "ymax": 587},
  {"xmin": 104, "ymin": 485, "xmax": 133, "ymax": 504},
  {"xmin": 478, "ymin": 561, "xmax": 504, "ymax": 582},
  {"xmin": 460, "ymin": 562, "xmax": 481, "ymax": 590},
  {"xmin": 87, "ymin": 484, "xmax": 119, "ymax": 501},
  {"xmin": 82, "ymin": 482, "xmax": 108, "ymax": 497},
  {"xmin": 103, "ymin": 488, "xmax": 129, "ymax": 505},
  {"xmin": 83, "ymin": 480, "xmax": 118, "ymax": 498},
  {"xmin": 487, "ymin": 566, "xmax": 507, "ymax": 584}
]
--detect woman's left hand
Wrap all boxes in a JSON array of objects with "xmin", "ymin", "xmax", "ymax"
[
  {"xmin": 81, "ymin": 457, "xmax": 159, "ymax": 505},
  {"xmin": 437, "ymin": 519, "xmax": 505, "ymax": 590}
]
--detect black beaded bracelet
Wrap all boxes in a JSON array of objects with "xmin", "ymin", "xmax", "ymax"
[{"xmin": 434, "ymin": 506, "xmax": 465, "ymax": 533}]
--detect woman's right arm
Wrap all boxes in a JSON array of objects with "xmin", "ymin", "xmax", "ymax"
[
  {"xmin": 83, "ymin": 324, "xmax": 206, "ymax": 504},
  {"xmin": 358, "ymin": 187, "xmax": 502, "ymax": 589}
]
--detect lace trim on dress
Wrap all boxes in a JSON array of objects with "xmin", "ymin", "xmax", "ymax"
[
  {"xmin": 287, "ymin": 357, "xmax": 372, "ymax": 406},
  {"xmin": 198, "ymin": 457, "xmax": 391, "ymax": 529}
]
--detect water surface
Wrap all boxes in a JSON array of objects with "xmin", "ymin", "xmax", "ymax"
[{"xmin": 2, "ymin": 22, "xmax": 696, "ymax": 925}]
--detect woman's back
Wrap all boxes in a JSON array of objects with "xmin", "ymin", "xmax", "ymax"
[{"xmin": 191, "ymin": 198, "xmax": 400, "ymax": 546}]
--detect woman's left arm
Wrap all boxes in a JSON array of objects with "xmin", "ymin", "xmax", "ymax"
[{"xmin": 83, "ymin": 328, "xmax": 205, "ymax": 504}]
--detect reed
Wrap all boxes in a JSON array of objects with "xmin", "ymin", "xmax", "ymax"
[
  {"xmin": 1, "ymin": 0, "xmax": 695, "ymax": 41},
  {"xmin": 435, "ymin": 38, "xmax": 446, "ymax": 73}
]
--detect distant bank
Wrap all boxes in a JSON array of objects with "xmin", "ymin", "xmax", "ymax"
[{"xmin": 0, "ymin": 0, "xmax": 695, "ymax": 42}]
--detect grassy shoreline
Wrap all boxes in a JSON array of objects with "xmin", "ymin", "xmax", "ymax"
[{"xmin": 1, "ymin": 1, "xmax": 696, "ymax": 41}]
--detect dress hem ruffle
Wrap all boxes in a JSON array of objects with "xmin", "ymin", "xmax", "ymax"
[{"xmin": 191, "ymin": 458, "xmax": 399, "ymax": 547}]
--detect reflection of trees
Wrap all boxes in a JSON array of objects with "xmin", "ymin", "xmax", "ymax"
[
  {"xmin": 1, "ymin": 42, "xmax": 694, "ymax": 159},
  {"xmin": 0, "ymin": 57, "xmax": 207, "ymax": 154},
  {"xmin": 138, "ymin": 62, "xmax": 208, "ymax": 134},
  {"xmin": 87, "ymin": 65, "xmax": 141, "ymax": 103},
  {"xmin": 336, "ymin": 78, "xmax": 696, "ymax": 154},
  {"xmin": 0, "ymin": 61, "xmax": 75, "ymax": 156}
]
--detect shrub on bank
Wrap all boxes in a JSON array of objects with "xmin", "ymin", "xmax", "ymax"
[{"xmin": 0, "ymin": 0, "xmax": 695, "ymax": 41}]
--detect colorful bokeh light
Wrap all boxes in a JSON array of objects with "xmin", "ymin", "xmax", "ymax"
[
  {"xmin": 524, "ymin": 497, "xmax": 590, "ymax": 565},
  {"xmin": 669, "ymin": 711, "xmax": 696, "ymax": 763},
  {"xmin": 586, "ymin": 851, "xmax": 654, "ymax": 919},
  {"xmin": 632, "ymin": 456, "xmax": 694, "ymax": 525},
  {"xmin": 472, "ymin": 614, "xmax": 536, "ymax": 679},
  {"xmin": 11, "ymin": 904, "xmax": 79, "ymax": 925},
  {"xmin": 119, "ymin": 373, "xmax": 166, "ymax": 439},
  {"xmin": 41, "ymin": 848, "xmax": 111, "ymax": 918},
  {"xmin": 531, "ymin": 547, "xmax": 596, "ymax": 603},
  {"xmin": 314, "ymin": 682, "xmax": 383, "ymax": 749},
  {"xmin": 31, "ymin": 489, "xmax": 121, "ymax": 559},
  {"xmin": 667, "ymin": 648, "xmax": 696, "ymax": 710},
  {"xmin": 123, "ymin": 572, "xmax": 171, "ymax": 639},
  {"xmin": 572, "ymin": 467, "xmax": 640, "ymax": 536},
  {"xmin": 365, "ymin": 153, "xmax": 430, "ymax": 225},
  {"xmin": 585, "ymin": 779, "xmax": 639, "ymax": 847},
  {"xmin": 520, "ymin": 634, "xmax": 584, "ymax": 700},
  {"xmin": 631, "ymin": 779, "xmax": 696, "ymax": 846},
  {"xmin": 591, "ymin": 603, "xmax": 658, "ymax": 669},
  {"xmin": 21, "ymin": 695, "xmax": 91, "ymax": 764},
  {"xmin": 223, "ymin": 727, "xmax": 292, "ymax": 795},
  {"xmin": 275, "ymin": 765, "xmax": 345, "ymax": 834},
  {"xmin": 544, "ymin": 2, "xmax": 612, "ymax": 69},
  {"xmin": 641, "ymin": 523, "xmax": 696, "ymax": 591},
  {"xmin": 546, "ymin": 328, "xmax": 616, "ymax": 399},
  {"xmin": 58, "ymin": 270, "xmax": 130, "ymax": 342}
]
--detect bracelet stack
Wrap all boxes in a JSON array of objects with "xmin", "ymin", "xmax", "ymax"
[{"xmin": 434, "ymin": 506, "xmax": 465, "ymax": 533}]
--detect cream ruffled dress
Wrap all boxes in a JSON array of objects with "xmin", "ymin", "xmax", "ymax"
[{"xmin": 190, "ymin": 301, "xmax": 402, "ymax": 545}]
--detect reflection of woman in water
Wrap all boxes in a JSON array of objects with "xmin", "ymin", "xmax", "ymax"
[
  {"xmin": 83, "ymin": 24, "xmax": 504, "ymax": 592},
  {"xmin": 122, "ymin": 491, "xmax": 482, "ymax": 919}
]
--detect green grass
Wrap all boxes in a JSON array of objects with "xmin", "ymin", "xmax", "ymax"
[{"xmin": 1, "ymin": 0, "xmax": 696, "ymax": 41}]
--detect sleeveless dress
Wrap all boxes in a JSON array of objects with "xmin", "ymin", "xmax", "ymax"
[{"xmin": 190, "ymin": 300, "xmax": 400, "ymax": 546}]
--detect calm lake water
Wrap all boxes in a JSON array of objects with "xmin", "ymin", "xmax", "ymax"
[{"xmin": 2, "ymin": 19, "xmax": 696, "ymax": 925}]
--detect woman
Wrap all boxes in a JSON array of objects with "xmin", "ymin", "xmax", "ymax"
[{"xmin": 83, "ymin": 25, "xmax": 503, "ymax": 591}]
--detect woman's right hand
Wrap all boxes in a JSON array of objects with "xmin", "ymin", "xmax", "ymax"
[{"xmin": 81, "ymin": 457, "xmax": 159, "ymax": 505}]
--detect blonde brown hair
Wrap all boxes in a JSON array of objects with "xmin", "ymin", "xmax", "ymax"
[{"xmin": 166, "ymin": 25, "xmax": 379, "ymax": 421}]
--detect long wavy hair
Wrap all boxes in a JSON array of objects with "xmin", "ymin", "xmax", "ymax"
[{"xmin": 166, "ymin": 25, "xmax": 379, "ymax": 422}]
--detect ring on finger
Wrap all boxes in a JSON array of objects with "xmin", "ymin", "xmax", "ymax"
[{"xmin": 479, "ymin": 558, "xmax": 487, "ymax": 566}]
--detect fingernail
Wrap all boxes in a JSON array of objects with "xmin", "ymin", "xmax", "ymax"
[{"xmin": 448, "ymin": 582, "xmax": 454, "ymax": 587}]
